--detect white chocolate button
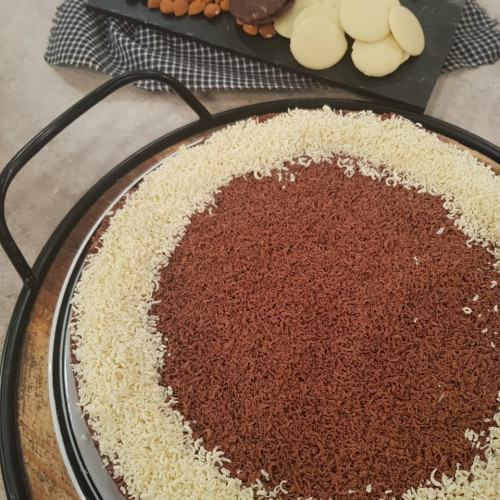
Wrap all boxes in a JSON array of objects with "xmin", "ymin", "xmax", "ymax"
[
  {"xmin": 291, "ymin": 17, "xmax": 347, "ymax": 70},
  {"xmin": 318, "ymin": 0, "xmax": 343, "ymax": 9},
  {"xmin": 351, "ymin": 34, "xmax": 404, "ymax": 76},
  {"xmin": 389, "ymin": 5, "xmax": 425, "ymax": 56},
  {"xmin": 274, "ymin": 0, "xmax": 318, "ymax": 38},
  {"xmin": 381, "ymin": 0, "xmax": 399, "ymax": 8},
  {"xmin": 340, "ymin": 0, "xmax": 390, "ymax": 42},
  {"xmin": 294, "ymin": 4, "xmax": 342, "ymax": 31}
]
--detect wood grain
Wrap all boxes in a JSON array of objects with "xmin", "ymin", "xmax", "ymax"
[{"xmin": 13, "ymin": 129, "xmax": 500, "ymax": 499}]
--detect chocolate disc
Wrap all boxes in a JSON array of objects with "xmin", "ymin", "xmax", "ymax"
[{"xmin": 230, "ymin": 0, "xmax": 293, "ymax": 24}]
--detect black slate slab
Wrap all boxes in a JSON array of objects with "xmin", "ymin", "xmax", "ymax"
[{"xmin": 86, "ymin": 0, "xmax": 465, "ymax": 111}]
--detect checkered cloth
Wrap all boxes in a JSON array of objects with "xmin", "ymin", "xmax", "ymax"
[
  {"xmin": 444, "ymin": 0, "xmax": 500, "ymax": 70},
  {"xmin": 45, "ymin": 0, "xmax": 499, "ymax": 91}
]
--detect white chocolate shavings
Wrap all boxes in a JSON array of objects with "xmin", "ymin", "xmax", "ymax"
[
  {"xmin": 465, "ymin": 429, "xmax": 479, "ymax": 443},
  {"xmin": 71, "ymin": 108, "xmax": 500, "ymax": 500}
]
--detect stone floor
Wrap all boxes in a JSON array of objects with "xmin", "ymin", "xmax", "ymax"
[{"xmin": 0, "ymin": 0, "xmax": 499, "ymax": 498}]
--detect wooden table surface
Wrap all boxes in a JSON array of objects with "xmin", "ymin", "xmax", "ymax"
[{"xmin": 12, "ymin": 128, "xmax": 500, "ymax": 499}]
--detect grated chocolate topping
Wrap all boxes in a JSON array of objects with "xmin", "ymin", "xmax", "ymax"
[{"xmin": 151, "ymin": 158, "xmax": 500, "ymax": 498}]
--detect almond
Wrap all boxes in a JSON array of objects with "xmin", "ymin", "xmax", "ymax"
[
  {"xmin": 243, "ymin": 24, "xmax": 258, "ymax": 35},
  {"xmin": 258, "ymin": 24, "xmax": 276, "ymax": 38},
  {"xmin": 160, "ymin": 0, "xmax": 174, "ymax": 13},
  {"xmin": 173, "ymin": 0, "xmax": 189, "ymax": 15},
  {"xmin": 235, "ymin": 18, "xmax": 244, "ymax": 25},
  {"xmin": 219, "ymin": 0, "xmax": 230, "ymax": 11},
  {"xmin": 204, "ymin": 3, "xmax": 221, "ymax": 17},
  {"xmin": 188, "ymin": 0, "xmax": 205, "ymax": 14}
]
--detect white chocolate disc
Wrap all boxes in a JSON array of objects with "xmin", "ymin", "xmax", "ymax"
[
  {"xmin": 351, "ymin": 34, "xmax": 404, "ymax": 77},
  {"xmin": 318, "ymin": 0, "xmax": 343, "ymax": 9},
  {"xmin": 340, "ymin": 0, "xmax": 390, "ymax": 42},
  {"xmin": 389, "ymin": 5, "xmax": 425, "ymax": 56},
  {"xmin": 274, "ymin": 0, "xmax": 318, "ymax": 38},
  {"xmin": 401, "ymin": 52, "xmax": 410, "ymax": 63},
  {"xmin": 294, "ymin": 4, "xmax": 342, "ymax": 31},
  {"xmin": 381, "ymin": 0, "xmax": 400, "ymax": 8},
  {"xmin": 290, "ymin": 17, "xmax": 347, "ymax": 70}
]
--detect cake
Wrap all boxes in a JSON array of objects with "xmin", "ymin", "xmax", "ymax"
[{"xmin": 70, "ymin": 108, "xmax": 500, "ymax": 499}]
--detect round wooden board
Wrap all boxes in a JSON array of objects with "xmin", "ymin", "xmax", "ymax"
[{"xmin": 13, "ymin": 131, "xmax": 500, "ymax": 499}]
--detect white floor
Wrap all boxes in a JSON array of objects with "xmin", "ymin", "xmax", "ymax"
[{"xmin": 0, "ymin": 0, "xmax": 499, "ymax": 498}]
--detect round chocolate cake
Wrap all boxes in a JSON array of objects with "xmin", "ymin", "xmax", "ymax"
[{"xmin": 70, "ymin": 108, "xmax": 500, "ymax": 500}]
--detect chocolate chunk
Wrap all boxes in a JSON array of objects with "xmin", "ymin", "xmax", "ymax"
[{"xmin": 230, "ymin": 0, "xmax": 293, "ymax": 25}]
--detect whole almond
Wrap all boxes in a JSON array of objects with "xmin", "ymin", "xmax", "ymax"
[
  {"xmin": 160, "ymin": 0, "xmax": 174, "ymax": 13},
  {"xmin": 188, "ymin": 0, "xmax": 205, "ymax": 14},
  {"xmin": 204, "ymin": 3, "xmax": 221, "ymax": 17},
  {"xmin": 148, "ymin": 0, "xmax": 161, "ymax": 8},
  {"xmin": 258, "ymin": 24, "xmax": 276, "ymax": 38},
  {"xmin": 173, "ymin": 0, "xmax": 189, "ymax": 15},
  {"xmin": 219, "ymin": 0, "xmax": 230, "ymax": 11},
  {"xmin": 235, "ymin": 18, "xmax": 244, "ymax": 25},
  {"xmin": 243, "ymin": 24, "xmax": 258, "ymax": 35}
]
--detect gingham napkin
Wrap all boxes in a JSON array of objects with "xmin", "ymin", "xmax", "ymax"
[{"xmin": 45, "ymin": 0, "xmax": 500, "ymax": 91}]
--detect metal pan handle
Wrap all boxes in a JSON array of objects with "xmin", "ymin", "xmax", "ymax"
[{"xmin": 0, "ymin": 70, "xmax": 213, "ymax": 288}]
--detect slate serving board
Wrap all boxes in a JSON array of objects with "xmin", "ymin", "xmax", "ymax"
[{"xmin": 86, "ymin": 0, "xmax": 465, "ymax": 111}]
